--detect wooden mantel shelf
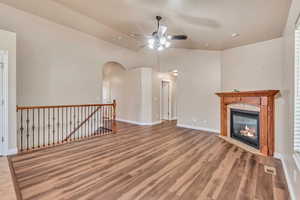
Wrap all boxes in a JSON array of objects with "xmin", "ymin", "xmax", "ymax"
[
  {"xmin": 216, "ymin": 90, "xmax": 279, "ymax": 97},
  {"xmin": 216, "ymin": 90, "xmax": 280, "ymax": 156}
]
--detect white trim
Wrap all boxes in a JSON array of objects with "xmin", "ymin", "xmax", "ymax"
[
  {"xmin": 274, "ymin": 152, "xmax": 281, "ymax": 159},
  {"xmin": 117, "ymin": 118, "xmax": 162, "ymax": 126},
  {"xmin": 6, "ymin": 148, "xmax": 17, "ymax": 156},
  {"xmin": 139, "ymin": 121, "xmax": 162, "ymax": 126},
  {"xmin": 0, "ymin": 51, "xmax": 9, "ymax": 156},
  {"xmin": 177, "ymin": 124, "xmax": 220, "ymax": 134},
  {"xmin": 116, "ymin": 118, "xmax": 141, "ymax": 125},
  {"xmin": 293, "ymin": 152, "xmax": 300, "ymax": 171},
  {"xmin": 276, "ymin": 153, "xmax": 296, "ymax": 200}
]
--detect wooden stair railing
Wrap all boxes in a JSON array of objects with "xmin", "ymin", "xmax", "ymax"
[
  {"xmin": 16, "ymin": 100, "xmax": 116, "ymax": 152},
  {"xmin": 64, "ymin": 106, "xmax": 102, "ymax": 141}
]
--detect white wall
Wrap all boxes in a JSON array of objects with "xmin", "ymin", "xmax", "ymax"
[
  {"xmin": 152, "ymin": 70, "xmax": 177, "ymax": 123},
  {"xmin": 0, "ymin": 30, "xmax": 16, "ymax": 152},
  {"xmin": 0, "ymin": 3, "xmax": 143, "ymax": 106},
  {"xmin": 0, "ymin": 3, "xmax": 146, "ymax": 152},
  {"xmin": 221, "ymin": 38, "xmax": 283, "ymax": 91},
  {"xmin": 221, "ymin": 38, "xmax": 285, "ymax": 156},
  {"xmin": 103, "ymin": 63, "xmax": 142, "ymax": 123},
  {"xmin": 140, "ymin": 68, "xmax": 153, "ymax": 124},
  {"xmin": 281, "ymin": 0, "xmax": 300, "ymax": 199},
  {"xmin": 106, "ymin": 65, "xmax": 176, "ymax": 125},
  {"xmin": 159, "ymin": 49, "xmax": 221, "ymax": 132}
]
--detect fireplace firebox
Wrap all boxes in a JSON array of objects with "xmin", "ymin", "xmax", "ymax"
[{"xmin": 230, "ymin": 109, "xmax": 260, "ymax": 149}]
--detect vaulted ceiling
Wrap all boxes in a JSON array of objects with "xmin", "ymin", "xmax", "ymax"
[{"xmin": 0, "ymin": 0, "xmax": 292, "ymax": 51}]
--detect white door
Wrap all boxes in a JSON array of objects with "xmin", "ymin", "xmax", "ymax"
[{"xmin": 161, "ymin": 81, "xmax": 170, "ymax": 120}]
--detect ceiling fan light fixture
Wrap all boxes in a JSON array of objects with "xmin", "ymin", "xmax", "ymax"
[
  {"xmin": 158, "ymin": 46, "xmax": 164, "ymax": 51},
  {"xmin": 148, "ymin": 43, "xmax": 154, "ymax": 49},
  {"xmin": 143, "ymin": 16, "xmax": 188, "ymax": 51},
  {"xmin": 148, "ymin": 38, "xmax": 155, "ymax": 45},
  {"xmin": 231, "ymin": 33, "xmax": 240, "ymax": 38},
  {"xmin": 160, "ymin": 37, "xmax": 167, "ymax": 45},
  {"xmin": 165, "ymin": 41, "xmax": 171, "ymax": 48}
]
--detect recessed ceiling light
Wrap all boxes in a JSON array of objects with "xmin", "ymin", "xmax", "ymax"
[
  {"xmin": 172, "ymin": 69, "xmax": 178, "ymax": 73},
  {"xmin": 231, "ymin": 33, "xmax": 240, "ymax": 38}
]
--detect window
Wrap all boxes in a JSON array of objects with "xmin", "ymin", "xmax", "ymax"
[
  {"xmin": 295, "ymin": 24, "xmax": 300, "ymax": 153},
  {"xmin": 0, "ymin": 50, "xmax": 8, "ymax": 156},
  {"xmin": 294, "ymin": 21, "xmax": 300, "ymax": 170}
]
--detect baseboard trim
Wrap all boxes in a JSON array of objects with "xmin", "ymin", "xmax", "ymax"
[
  {"xmin": 177, "ymin": 124, "xmax": 220, "ymax": 134},
  {"xmin": 139, "ymin": 121, "xmax": 162, "ymax": 126},
  {"xmin": 275, "ymin": 153, "xmax": 296, "ymax": 200},
  {"xmin": 293, "ymin": 153, "xmax": 300, "ymax": 171},
  {"xmin": 6, "ymin": 148, "xmax": 18, "ymax": 156},
  {"xmin": 117, "ymin": 119, "xmax": 162, "ymax": 126},
  {"xmin": 274, "ymin": 152, "xmax": 281, "ymax": 159}
]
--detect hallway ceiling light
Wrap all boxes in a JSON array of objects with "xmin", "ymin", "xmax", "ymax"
[
  {"xmin": 172, "ymin": 69, "xmax": 179, "ymax": 76},
  {"xmin": 231, "ymin": 33, "xmax": 240, "ymax": 38}
]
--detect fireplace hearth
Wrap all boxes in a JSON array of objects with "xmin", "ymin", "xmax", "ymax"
[{"xmin": 230, "ymin": 109, "xmax": 260, "ymax": 149}]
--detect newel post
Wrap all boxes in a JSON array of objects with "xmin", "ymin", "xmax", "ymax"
[{"xmin": 112, "ymin": 100, "xmax": 117, "ymax": 133}]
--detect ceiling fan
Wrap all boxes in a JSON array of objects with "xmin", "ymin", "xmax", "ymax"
[{"xmin": 137, "ymin": 16, "xmax": 188, "ymax": 51}]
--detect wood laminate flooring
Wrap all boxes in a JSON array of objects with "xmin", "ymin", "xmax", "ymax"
[
  {"xmin": 9, "ymin": 121, "xmax": 290, "ymax": 200},
  {"xmin": 0, "ymin": 157, "xmax": 17, "ymax": 200}
]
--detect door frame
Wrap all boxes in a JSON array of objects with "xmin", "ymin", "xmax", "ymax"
[
  {"xmin": 160, "ymin": 80, "xmax": 172, "ymax": 121},
  {"xmin": 0, "ymin": 50, "xmax": 9, "ymax": 156}
]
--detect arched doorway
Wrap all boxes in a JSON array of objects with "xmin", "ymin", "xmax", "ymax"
[{"xmin": 102, "ymin": 61, "xmax": 126, "ymax": 104}]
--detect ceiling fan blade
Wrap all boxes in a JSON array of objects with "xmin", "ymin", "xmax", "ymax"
[
  {"xmin": 170, "ymin": 35, "xmax": 188, "ymax": 40},
  {"xmin": 128, "ymin": 33, "xmax": 152, "ymax": 39},
  {"xmin": 138, "ymin": 44, "xmax": 147, "ymax": 49},
  {"xmin": 158, "ymin": 25, "xmax": 167, "ymax": 36}
]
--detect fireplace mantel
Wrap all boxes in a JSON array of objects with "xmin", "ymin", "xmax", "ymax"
[
  {"xmin": 216, "ymin": 90, "xmax": 279, "ymax": 98},
  {"xmin": 216, "ymin": 90, "xmax": 279, "ymax": 156}
]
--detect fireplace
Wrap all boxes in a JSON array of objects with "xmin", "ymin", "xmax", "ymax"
[
  {"xmin": 230, "ymin": 109, "xmax": 260, "ymax": 149},
  {"xmin": 216, "ymin": 90, "xmax": 279, "ymax": 156}
]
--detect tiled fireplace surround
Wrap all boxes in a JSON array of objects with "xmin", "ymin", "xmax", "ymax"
[{"xmin": 226, "ymin": 104, "xmax": 261, "ymax": 154}]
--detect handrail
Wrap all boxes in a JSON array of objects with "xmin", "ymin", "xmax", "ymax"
[
  {"xmin": 65, "ymin": 106, "xmax": 102, "ymax": 141},
  {"xmin": 16, "ymin": 100, "xmax": 117, "ymax": 152},
  {"xmin": 17, "ymin": 103, "xmax": 114, "ymax": 110}
]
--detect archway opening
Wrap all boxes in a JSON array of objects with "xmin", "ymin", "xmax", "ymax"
[{"xmin": 102, "ymin": 61, "xmax": 126, "ymax": 104}]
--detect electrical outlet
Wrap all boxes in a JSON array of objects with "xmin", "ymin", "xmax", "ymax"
[{"xmin": 264, "ymin": 165, "xmax": 276, "ymax": 176}]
